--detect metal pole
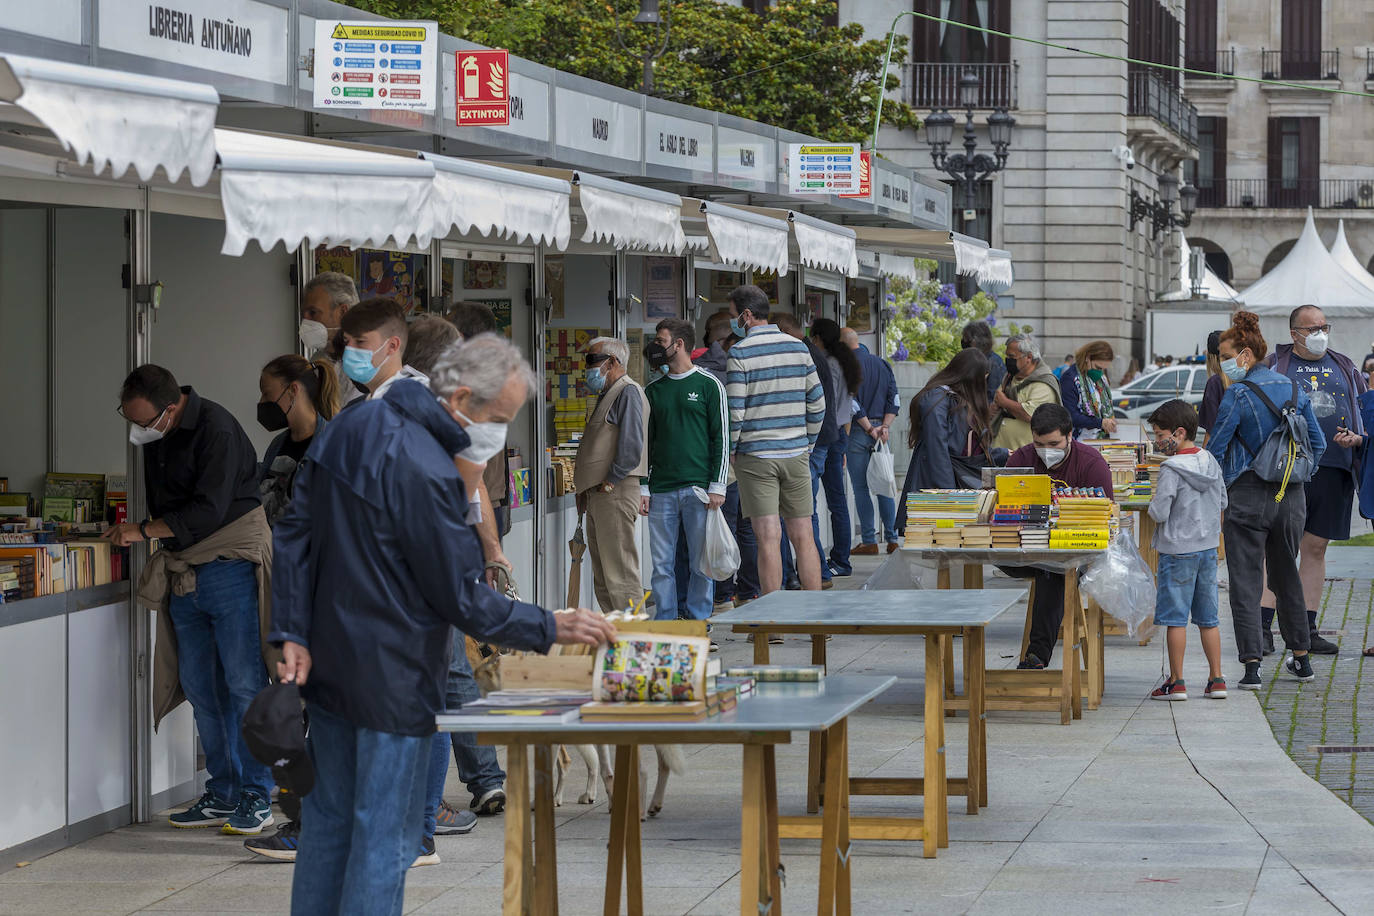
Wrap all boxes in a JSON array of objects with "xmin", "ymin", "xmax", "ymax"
[
  {"xmin": 128, "ymin": 191, "xmax": 153, "ymax": 824},
  {"xmin": 871, "ymin": 11, "xmax": 918, "ymax": 155},
  {"xmin": 532, "ymin": 245, "xmax": 549, "ymax": 608}
]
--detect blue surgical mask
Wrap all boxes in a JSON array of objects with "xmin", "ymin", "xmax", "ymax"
[
  {"xmin": 658, "ymin": 364, "xmax": 671, "ymax": 376},
  {"xmin": 730, "ymin": 318, "xmax": 747, "ymax": 338},
  {"xmin": 343, "ymin": 342, "xmax": 388, "ymax": 385},
  {"xmin": 586, "ymin": 366, "xmax": 606, "ymax": 393},
  {"xmin": 1220, "ymin": 357, "xmax": 1247, "ymax": 381}
]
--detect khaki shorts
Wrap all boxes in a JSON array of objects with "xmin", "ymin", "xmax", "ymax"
[{"xmin": 735, "ymin": 452, "xmax": 814, "ymax": 520}]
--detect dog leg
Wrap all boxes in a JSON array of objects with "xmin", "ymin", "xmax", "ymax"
[
  {"xmin": 553, "ymin": 745, "xmax": 572, "ymax": 807},
  {"xmin": 647, "ymin": 745, "xmax": 685, "ymax": 818},
  {"xmin": 575, "ymin": 744, "xmax": 599, "ymax": 804},
  {"xmin": 597, "ymin": 744, "xmax": 616, "ymax": 802}
]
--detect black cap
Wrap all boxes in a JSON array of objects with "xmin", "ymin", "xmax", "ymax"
[
  {"xmin": 241, "ymin": 683, "xmax": 314, "ymax": 797},
  {"xmin": 1207, "ymin": 330, "xmax": 1222, "ymax": 357}
]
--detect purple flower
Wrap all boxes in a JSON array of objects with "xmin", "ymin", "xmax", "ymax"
[
  {"xmin": 935, "ymin": 292, "xmax": 953, "ymax": 308},
  {"xmin": 940, "ymin": 283, "xmax": 956, "ymax": 300},
  {"xmin": 886, "ymin": 293, "xmax": 897, "ymax": 303},
  {"xmin": 986, "ymin": 315, "xmax": 997, "ymax": 326},
  {"xmin": 943, "ymin": 304, "xmax": 957, "ymax": 319},
  {"xmin": 891, "ymin": 342, "xmax": 910, "ymax": 361}
]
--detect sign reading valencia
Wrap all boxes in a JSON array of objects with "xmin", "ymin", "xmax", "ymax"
[{"xmin": 457, "ymin": 50, "xmax": 511, "ymax": 126}]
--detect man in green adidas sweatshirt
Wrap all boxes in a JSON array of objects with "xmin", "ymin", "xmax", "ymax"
[{"xmin": 640, "ymin": 318, "xmax": 730, "ymax": 621}]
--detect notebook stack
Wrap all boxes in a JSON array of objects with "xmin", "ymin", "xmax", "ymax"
[
  {"xmin": 1051, "ymin": 490, "xmax": 1113, "ymax": 549},
  {"xmin": 903, "ymin": 525, "xmax": 936, "ymax": 548},
  {"xmin": 1019, "ymin": 527, "xmax": 1051, "ymax": 549},
  {"xmin": 904, "ymin": 489, "xmax": 993, "ymax": 528}
]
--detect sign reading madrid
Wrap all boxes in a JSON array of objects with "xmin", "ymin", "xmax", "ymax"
[
  {"xmin": 787, "ymin": 143, "xmax": 861, "ymax": 195},
  {"xmin": 312, "ymin": 20, "xmax": 437, "ymax": 111},
  {"xmin": 456, "ymin": 50, "xmax": 511, "ymax": 127}
]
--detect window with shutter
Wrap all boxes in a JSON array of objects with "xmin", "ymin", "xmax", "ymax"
[
  {"xmin": 1268, "ymin": 117, "xmax": 1318, "ymax": 207},
  {"xmin": 1281, "ymin": 0, "xmax": 1321, "ymax": 78},
  {"xmin": 1185, "ymin": 0, "xmax": 1218, "ymax": 72}
]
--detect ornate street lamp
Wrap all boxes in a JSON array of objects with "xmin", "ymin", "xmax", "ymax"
[
  {"xmin": 925, "ymin": 70, "xmax": 1016, "ymax": 215},
  {"xmin": 615, "ymin": 0, "xmax": 670, "ymax": 94},
  {"xmin": 1129, "ymin": 170, "xmax": 1197, "ymax": 237}
]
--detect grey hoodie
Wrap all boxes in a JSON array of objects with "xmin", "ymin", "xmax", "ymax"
[{"xmin": 1148, "ymin": 448, "xmax": 1229, "ymax": 556}]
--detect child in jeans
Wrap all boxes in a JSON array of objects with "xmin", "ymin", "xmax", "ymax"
[{"xmin": 1147, "ymin": 399, "xmax": 1229, "ymax": 700}]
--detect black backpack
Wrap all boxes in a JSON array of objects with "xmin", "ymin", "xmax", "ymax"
[{"xmin": 1236, "ymin": 379, "xmax": 1315, "ymax": 500}]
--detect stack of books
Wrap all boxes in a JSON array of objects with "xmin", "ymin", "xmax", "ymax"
[
  {"xmin": 446, "ymin": 689, "xmax": 591, "ymax": 727},
  {"xmin": 1020, "ymin": 527, "xmax": 1051, "ymax": 549},
  {"xmin": 903, "ymin": 525, "xmax": 936, "ymax": 548},
  {"xmin": 579, "ymin": 700, "xmax": 707, "ymax": 721},
  {"xmin": 959, "ymin": 524, "xmax": 992, "ymax": 548},
  {"xmin": 1051, "ymin": 491, "xmax": 1113, "ymax": 548},
  {"xmin": 1084, "ymin": 441, "xmax": 1146, "ymax": 495},
  {"xmin": 1133, "ymin": 457, "xmax": 1164, "ymax": 499},
  {"xmin": 991, "ymin": 525, "xmax": 1023, "ymax": 549},
  {"xmin": 724, "ymin": 665, "xmax": 824, "ymax": 683},
  {"xmin": 904, "ymin": 489, "xmax": 995, "ymax": 528},
  {"xmin": 0, "ymin": 557, "xmax": 32, "ymax": 602}
]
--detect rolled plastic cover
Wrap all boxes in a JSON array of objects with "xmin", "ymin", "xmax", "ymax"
[{"xmin": 0, "ymin": 53, "xmax": 219, "ymax": 186}]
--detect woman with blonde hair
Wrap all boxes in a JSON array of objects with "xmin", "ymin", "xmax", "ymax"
[{"xmin": 1058, "ymin": 340, "xmax": 1119, "ymax": 438}]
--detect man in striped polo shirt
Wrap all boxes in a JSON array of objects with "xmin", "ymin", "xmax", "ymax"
[{"xmin": 726, "ymin": 285, "xmax": 827, "ymax": 594}]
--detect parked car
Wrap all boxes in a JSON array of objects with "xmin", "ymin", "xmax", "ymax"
[{"xmin": 1112, "ymin": 365, "xmax": 1208, "ymax": 419}]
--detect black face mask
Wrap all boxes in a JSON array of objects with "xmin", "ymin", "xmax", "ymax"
[
  {"xmin": 1004, "ymin": 354, "xmax": 1019, "ymax": 376},
  {"xmin": 644, "ymin": 341, "xmax": 671, "ymax": 370},
  {"xmin": 257, "ymin": 393, "xmax": 292, "ymax": 432}
]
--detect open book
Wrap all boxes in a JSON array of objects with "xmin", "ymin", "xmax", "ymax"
[{"xmin": 591, "ymin": 632, "xmax": 710, "ymax": 703}]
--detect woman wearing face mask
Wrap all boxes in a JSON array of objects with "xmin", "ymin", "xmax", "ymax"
[
  {"xmin": 1205, "ymin": 311, "xmax": 1326, "ymax": 691},
  {"xmin": 257, "ymin": 355, "xmax": 340, "ymax": 526},
  {"xmin": 1059, "ymin": 340, "xmax": 1119, "ymax": 439},
  {"xmin": 897, "ymin": 348, "xmax": 998, "ymax": 531}
]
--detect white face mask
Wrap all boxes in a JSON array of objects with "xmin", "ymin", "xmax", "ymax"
[
  {"xmin": 441, "ymin": 398, "xmax": 508, "ymax": 464},
  {"xmin": 299, "ymin": 319, "xmax": 329, "ymax": 353},
  {"xmin": 1304, "ymin": 330, "xmax": 1329, "ymax": 358},
  {"xmin": 1036, "ymin": 446, "xmax": 1067, "ymax": 468},
  {"xmin": 128, "ymin": 406, "xmax": 170, "ymax": 446}
]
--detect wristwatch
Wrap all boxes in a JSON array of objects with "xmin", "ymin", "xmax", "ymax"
[{"xmin": 138, "ymin": 519, "xmax": 151, "ymax": 539}]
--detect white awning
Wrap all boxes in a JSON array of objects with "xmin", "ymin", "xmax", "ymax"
[
  {"xmin": 732, "ymin": 204, "xmax": 859, "ymax": 277},
  {"xmin": 851, "ymin": 226, "xmax": 990, "ymax": 277},
  {"xmin": 481, "ymin": 163, "xmax": 685, "ymax": 253},
  {"xmin": 877, "ymin": 253, "xmax": 921, "ymax": 284},
  {"xmin": 978, "ymin": 248, "xmax": 1014, "ymax": 293},
  {"xmin": 683, "ymin": 199, "xmax": 790, "ymax": 275},
  {"xmin": 421, "ymin": 154, "xmax": 571, "ymax": 249},
  {"xmin": 0, "ymin": 53, "xmax": 219, "ymax": 186},
  {"xmin": 215, "ymin": 129, "xmax": 438, "ymax": 256}
]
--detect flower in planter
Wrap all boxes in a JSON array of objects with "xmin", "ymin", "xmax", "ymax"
[{"xmin": 891, "ymin": 341, "xmax": 911, "ymax": 361}]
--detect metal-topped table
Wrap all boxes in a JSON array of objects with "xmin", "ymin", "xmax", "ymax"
[
  {"xmin": 897, "ymin": 546, "xmax": 1108, "ymax": 722},
  {"xmin": 439, "ymin": 674, "xmax": 897, "ymax": 916},
  {"xmin": 715, "ymin": 589, "xmax": 1025, "ymax": 858}
]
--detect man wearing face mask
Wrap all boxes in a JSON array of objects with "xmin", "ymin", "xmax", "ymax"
[
  {"xmin": 271, "ymin": 336, "xmax": 617, "ymax": 911},
  {"xmin": 641, "ymin": 319, "xmax": 729, "ymax": 621},
  {"xmin": 105, "ymin": 365, "xmax": 277, "ymax": 836},
  {"xmin": 575, "ymin": 337, "xmax": 650, "ymax": 613},
  {"xmin": 999, "ymin": 403, "xmax": 1114, "ymax": 669},
  {"xmin": 300, "ymin": 271, "xmax": 364, "ymax": 408},
  {"xmin": 338, "ymin": 298, "xmax": 428, "ymax": 404},
  {"xmin": 993, "ymin": 333, "xmax": 1062, "ymax": 451},
  {"xmin": 1259, "ymin": 305, "xmax": 1368, "ymax": 655}
]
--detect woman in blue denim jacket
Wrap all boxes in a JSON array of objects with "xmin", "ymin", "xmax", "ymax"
[{"xmin": 1205, "ymin": 312, "xmax": 1326, "ymax": 692}]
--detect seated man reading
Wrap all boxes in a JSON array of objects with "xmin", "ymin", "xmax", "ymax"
[{"xmin": 1000, "ymin": 403, "xmax": 1114, "ymax": 668}]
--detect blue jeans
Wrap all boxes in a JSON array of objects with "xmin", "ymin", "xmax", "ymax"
[
  {"xmin": 847, "ymin": 433, "xmax": 898, "ymax": 546},
  {"xmin": 649, "ymin": 486, "xmax": 715, "ymax": 620},
  {"xmin": 166, "ymin": 558, "xmax": 271, "ymax": 804},
  {"xmin": 293, "ymin": 705, "xmax": 429, "ymax": 916},
  {"xmin": 716, "ymin": 482, "xmax": 758, "ymax": 602},
  {"xmin": 1154, "ymin": 549, "xmax": 1220, "ymax": 628},
  {"xmin": 812, "ymin": 435, "xmax": 852, "ymax": 575},
  {"xmin": 424, "ymin": 632, "xmax": 506, "ymax": 835}
]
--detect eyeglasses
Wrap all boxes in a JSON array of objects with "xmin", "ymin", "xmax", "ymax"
[
  {"xmin": 585, "ymin": 352, "xmax": 615, "ymax": 369},
  {"xmin": 1294, "ymin": 324, "xmax": 1331, "ymax": 334},
  {"xmin": 117, "ymin": 403, "xmax": 169, "ymax": 428}
]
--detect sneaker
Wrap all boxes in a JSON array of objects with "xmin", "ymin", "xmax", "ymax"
[
  {"xmin": 1261, "ymin": 630, "xmax": 1275, "ymax": 656},
  {"xmin": 829, "ymin": 565, "xmax": 853, "ymax": 578},
  {"xmin": 411, "ymin": 835, "xmax": 440, "ymax": 868},
  {"xmin": 712, "ymin": 600, "xmax": 735, "ymax": 615},
  {"xmin": 168, "ymin": 792, "xmax": 236, "ymax": 829},
  {"xmin": 1308, "ymin": 632, "xmax": 1339, "ymax": 655},
  {"xmin": 886, "ymin": 542, "xmax": 899, "ymax": 554},
  {"xmin": 471, "ymin": 787, "xmax": 506, "ymax": 817},
  {"xmin": 1016, "ymin": 654, "xmax": 1046, "ymax": 670},
  {"xmin": 221, "ymin": 792, "xmax": 274, "ymax": 836},
  {"xmin": 768, "ymin": 634, "xmax": 784, "ymax": 645},
  {"xmin": 821, "ymin": 579, "xmax": 834, "ymax": 590},
  {"xmin": 243, "ymin": 820, "xmax": 301, "ymax": 861},
  {"xmin": 1238, "ymin": 661, "xmax": 1263, "ymax": 691},
  {"xmin": 1204, "ymin": 677, "xmax": 1228, "ymax": 699},
  {"xmin": 1151, "ymin": 679, "xmax": 1187, "ymax": 701},
  {"xmin": 1285, "ymin": 654, "xmax": 1315, "ymax": 682},
  {"xmin": 434, "ymin": 800, "xmax": 478, "ymax": 835},
  {"xmin": 709, "ymin": 641, "xmax": 719, "ymax": 652}
]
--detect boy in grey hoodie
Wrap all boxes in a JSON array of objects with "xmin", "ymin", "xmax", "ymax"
[{"xmin": 1147, "ymin": 400, "xmax": 1229, "ymax": 700}]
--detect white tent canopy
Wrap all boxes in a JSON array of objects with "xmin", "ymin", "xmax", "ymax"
[
  {"xmin": 731, "ymin": 204, "xmax": 859, "ymax": 278},
  {"xmin": 421, "ymin": 154, "xmax": 571, "ymax": 249},
  {"xmin": 1329, "ymin": 220, "xmax": 1374, "ymax": 295},
  {"xmin": 850, "ymin": 226, "xmax": 991, "ymax": 277},
  {"xmin": 1239, "ymin": 209, "xmax": 1374, "ymax": 317},
  {"xmin": 683, "ymin": 199, "xmax": 791, "ymax": 275},
  {"xmin": 1162, "ymin": 236, "xmax": 1241, "ymax": 302},
  {"xmin": 0, "ymin": 53, "xmax": 219, "ymax": 186}
]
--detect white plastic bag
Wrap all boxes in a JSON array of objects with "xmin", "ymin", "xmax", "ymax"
[
  {"xmin": 867, "ymin": 441, "xmax": 898, "ymax": 500},
  {"xmin": 693, "ymin": 486, "xmax": 740, "ymax": 580},
  {"xmin": 1080, "ymin": 529, "xmax": 1155, "ymax": 637}
]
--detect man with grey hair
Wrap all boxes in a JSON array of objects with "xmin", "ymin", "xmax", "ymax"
[
  {"xmin": 993, "ymin": 331, "xmax": 1062, "ymax": 450},
  {"xmin": 271, "ymin": 336, "xmax": 615, "ymax": 904},
  {"xmin": 301, "ymin": 271, "xmax": 363, "ymax": 406},
  {"xmin": 574, "ymin": 336, "xmax": 649, "ymax": 612}
]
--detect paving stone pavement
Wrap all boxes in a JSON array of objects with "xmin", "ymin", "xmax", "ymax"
[
  {"xmin": 4, "ymin": 550, "xmax": 1374, "ymax": 915},
  {"xmin": 1255, "ymin": 547, "xmax": 1374, "ymax": 825}
]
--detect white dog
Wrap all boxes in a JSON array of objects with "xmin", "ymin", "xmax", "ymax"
[{"xmin": 553, "ymin": 742, "xmax": 685, "ymax": 819}]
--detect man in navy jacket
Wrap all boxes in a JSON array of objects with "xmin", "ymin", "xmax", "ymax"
[{"xmin": 271, "ymin": 335, "xmax": 613, "ymax": 916}]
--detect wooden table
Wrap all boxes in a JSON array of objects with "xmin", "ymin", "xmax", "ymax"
[
  {"xmin": 439, "ymin": 675, "xmax": 897, "ymax": 916},
  {"xmin": 713, "ymin": 588, "xmax": 1027, "ymax": 859},
  {"xmin": 896, "ymin": 547, "xmax": 1106, "ymax": 724}
]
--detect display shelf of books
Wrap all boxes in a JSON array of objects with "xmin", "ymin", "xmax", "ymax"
[{"xmin": 902, "ymin": 475, "xmax": 1117, "ymax": 551}]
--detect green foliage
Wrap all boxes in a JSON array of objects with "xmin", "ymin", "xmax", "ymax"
[
  {"xmin": 342, "ymin": 0, "xmax": 919, "ymax": 142},
  {"xmin": 883, "ymin": 277, "xmax": 1030, "ymax": 366}
]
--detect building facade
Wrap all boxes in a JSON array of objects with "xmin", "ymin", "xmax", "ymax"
[
  {"xmin": 1184, "ymin": 0, "xmax": 1374, "ymax": 289},
  {"xmin": 840, "ymin": 0, "xmax": 1198, "ymax": 368}
]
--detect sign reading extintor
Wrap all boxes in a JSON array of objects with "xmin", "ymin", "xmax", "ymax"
[
  {"xmin": 787, "ymin": 143, "xmax": 861, "ymax": 195},
  {"xmin": 457, "ymin": 50, "xmax": 511, "ymax": 126},
  {"xmin": 839, "ymin": 151, "xmax": 872, "ymax": 199},
  {"xmin": 312, "ymin": 20, "xmax": 437, "ymax": 111}
]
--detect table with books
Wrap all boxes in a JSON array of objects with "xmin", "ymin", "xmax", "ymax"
[
  {"xmin": 897, "ymin": 480, "xmax": 1112, "ymax": 724},
  {"xmin": 714, "ymin": 588, "xmax": 1027, "ymax": 859},
  {"xmin": 438, "ymin": 626, "xmax": 895, "ymax": 916}
]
